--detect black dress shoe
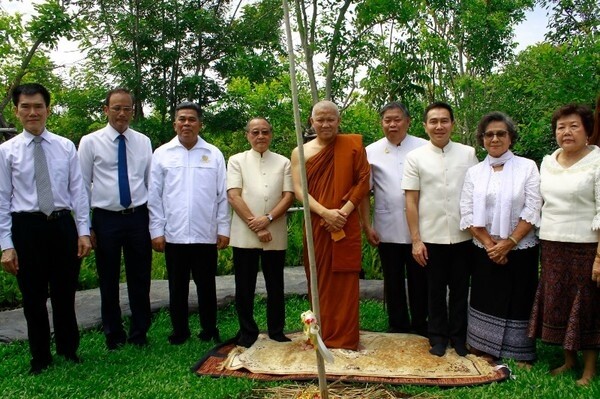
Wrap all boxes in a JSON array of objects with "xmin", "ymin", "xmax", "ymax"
[
  {"xmin": 106, "ymin": 331, "xmax": 127, "ymax": 350},
  {"xmin": 168, "ymin": 333, "xmax": 190, "ymax": 345},
  {"xmin": 106, "ymin": 339, "xmax": 125, "ymax": 351},
  {"xmin": 429, "ymin": 344, "xmax": 447, "ymax": 357},
  {"xmin": 386, "ymin": 327, "xmax": 409, "ymax": 334},
  {"xmin": 235, "ymin": 331, "xmax": 258, "ymax": 348},
  {"xmin": 269, "ymin": 334, "xmax": 292, "ymax": 343},
  {"xmin": 128, "ymin": 336, "xmax": 149, "ymax": 347},
  {"xmin": 29, "ymin": 358, "xmax": 52, "ymax": 375},
  {"xmin": 236, "ymin": 339, "xmax": 255, "ymax": 348},
  {"xmin": 198, "ymin": 330, "xmax": 221, "ymax": 343},
  {"xmin": 453, "ymin": 341, "xmax": 468, "ymax": 357}
]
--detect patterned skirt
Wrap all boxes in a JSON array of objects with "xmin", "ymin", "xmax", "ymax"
[
  {"xmin": 467, "ymin": 245, "xmax": 539, "ymax": 361},
  {"xmin": 528, "ymin": 241, "xmax": 600, "ymax": 350}
]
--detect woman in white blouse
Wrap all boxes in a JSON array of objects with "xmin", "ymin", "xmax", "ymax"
[
  {"xmin": 528, "ymin": 104, "xmax": 600, "ymax": 386},
  {"xmin": 460, "ymin": 112, "xmax": 541, "ymax": 364}
]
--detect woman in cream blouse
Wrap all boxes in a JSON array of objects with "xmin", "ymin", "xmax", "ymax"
[{"xmin": 528, "ymin": 104, "xmax": 600, "ymax": 386}]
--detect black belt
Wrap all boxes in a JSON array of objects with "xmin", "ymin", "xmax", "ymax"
[
  {"xmin": 12, "ymin": 209, "xmax": 71, "ymax": 221},
  {"xmin": 94, "ymin": 204, "xmax": 147, "ymax": 215}
]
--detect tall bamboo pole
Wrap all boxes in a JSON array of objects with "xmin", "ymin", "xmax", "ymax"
[{"xmin": 281, "ymin": 0, "xmax": 328, "ymax": 397}]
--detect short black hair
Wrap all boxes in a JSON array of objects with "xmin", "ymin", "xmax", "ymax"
[
  {"xmin": 379, "ymin": 102, "xmax": 410, "ymax": 118},
  {"xmin": 104, "ymin": 88, "xmax": 133, "ymax": 106},
  {"xmin": 12, "ymin": 83, "xmax": 51, "ymax": 107},
  {"xmin": 476, "ymin": 111, "xmax": 519, "ymax": 148},
  {"xmin": 551, "ymin": 104, "xmax": 594, "ymax": 137},
  {"xmin": 423, "ymin": 101, "xmax": 454, "ymax": 122},
  {"xmin": 175, "ymin": 101, "xmax": 202, "ymax": 120}
]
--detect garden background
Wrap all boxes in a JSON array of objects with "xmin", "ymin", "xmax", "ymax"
[{"xmin": 0, "ymin": 2, "xmax": 599, "ymax": 397}]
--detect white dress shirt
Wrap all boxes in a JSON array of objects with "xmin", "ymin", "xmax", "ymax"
[
  {"xmin": 460, "ymin": 155, "xmax": 541, "ymax": 249},
  {"xmin": 148, "ymin": 136, "xmax": 230, "ymax": 244},
  {"xmin": 539, "ymin": 146, "xmax": 600, "ymax": 243},
  {"xmin": 402, "ymin": 141, "xmax": 478, "ymax": 244},
  {"xmin": 227, "ymin": 149, "xmax": 293, "ymax": 250},
  {"xmin": 0, "ymin": 129, "xmax": 90, "ymax": 250},
  {"xmin": 78, "ymin": 124, "xmax": 152, "ymax": 211},
  {"xmin": 366, "ymin": 135, "xmax": 427, "ymax": 244}
]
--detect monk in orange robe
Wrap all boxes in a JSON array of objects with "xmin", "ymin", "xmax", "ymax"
[{"xmin": 291, "ymin": 100, "xmax": 370, "ymax": 350}]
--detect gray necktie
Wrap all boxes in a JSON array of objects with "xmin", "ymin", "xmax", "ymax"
[{"xmin": 33, "ymin": 136, "xmax": 55, "ymax": 216}]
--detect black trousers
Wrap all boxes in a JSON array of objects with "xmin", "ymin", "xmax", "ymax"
[
  {"xmin": 378, "ymin": 242, "xmax": 428, "ymax": 335},
  {"xmin": 92, "ymin": 206, "xmax": 152, "ymax": 345},
  {"xmin": 12, "ymin": 212, "xmax": 80, "ymax": 367},
  {"xmin": 425, "ymin": 241, "xmax": 471, "ymax": 347},
  {"xmin": 164, "ymin": 243, "xmax": 218, "ymax": 337},
  {"xmin": 233, "ymin": 248, "xmax": 286, "ymax": 345}
]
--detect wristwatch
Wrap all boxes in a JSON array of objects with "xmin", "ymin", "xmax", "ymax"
[{"xmin": 265, "ymin": 213, "xmax": 273, "ymax": 222}]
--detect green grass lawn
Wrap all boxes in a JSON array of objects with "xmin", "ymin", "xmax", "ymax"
[{"xmin": 1, "ymin": 296, "xmax": 599, "ymax": 398}]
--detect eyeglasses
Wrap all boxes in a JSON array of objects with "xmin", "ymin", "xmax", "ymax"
[
  {"xmin": 249, "ymin": 131, "xmax": 271, "ymax": 137},
  {"xmin": 109, "ymin": 106, "xmax": 133, "ymax": 113},
  {"xmin": 483, "ymin": 130, "xmax": 508, "ymax": 140}
]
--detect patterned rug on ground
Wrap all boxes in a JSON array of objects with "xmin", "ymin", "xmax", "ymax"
[{"xmin": 192, "ymin": 331, "xmax": 510, "ymax": 386}]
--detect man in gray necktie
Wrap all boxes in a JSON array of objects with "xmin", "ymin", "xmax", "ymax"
[
  {"xmin": 33, "ymin": 135, "xmax": 55, "ymax": 216},
  {"xmin": 0, "ymin": 83, "xmax": 92, "ymax": 375}
]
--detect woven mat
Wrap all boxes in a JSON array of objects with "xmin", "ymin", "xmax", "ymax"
[{"xmin": 193, "ymin": 331, "xmax": 510, "ymax": 387}]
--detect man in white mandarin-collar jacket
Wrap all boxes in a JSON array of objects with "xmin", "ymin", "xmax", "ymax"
[
  {"xmin": 227, "ymin": 118, "xmax": 294, "ymax": 348},
  {"xmin": 148, "ymin": 102, "xmax": 230, "ymax": 345}
]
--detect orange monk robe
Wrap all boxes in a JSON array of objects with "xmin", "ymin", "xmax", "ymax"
[{"xmin": 303, "ymin": 134, "xmax": 371, "ymax": 350}]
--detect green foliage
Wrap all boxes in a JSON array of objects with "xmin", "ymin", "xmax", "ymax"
[
  {"xmin": 74, "ymin": 0, "xmax": 286, "ymax": 128},
  {"xmin": 361, "ymin": 239, "xmax": 383, "ymax": 280},
  {"xmin": 542, "ymin": 0, "xmax": 600, "ymax": 44},
  {"xmin": 28, "ymin": 0, "xmax": 82, "ymax": 47},
  {"xmin": 204, "ymin": 74, "xmax": 313, "ymax": 160},
  {"xmin": 0, "ymin": 0, "xmax": 89, "ymax": 129},
  {"xmin": 78, "ymin": 253, "xmax": 99, "ymax": 290},
  {"xmin": 285, "ymin": 210, "xmax": 305, "ymax": 269},
  {"xmin": 49, "ymin": 70, "xmax": 109, "ymax": 144},
  {"xmin": 0, "ymin": 269, "xmax": 21, "ymax": 308},
  {"xmin": 357, "ymin": 0, "xmax": 535, "ymax": 145},
  {"xmin": 214, "ymin": 0, "xmax": 285, "ymax": 83},
  {"xmin": 340, "ymin": 101, "xmax": 381, "ymax": 146},
  {"xmin": 479, "ymin": 37, "xmax": 600, "ymax": 163}
]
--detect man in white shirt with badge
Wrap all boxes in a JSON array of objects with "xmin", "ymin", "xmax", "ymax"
[
  {"xmin": 78, "ymin": 88, "xmax": 153, "ymax": 350},
  {"xmin": 148, "ymin": 102, "xmax": 229, "ymax": 345},
  {"xmin": 359, "ymin": 102, "xmax": 428, "ymax": 336},
  {"xmin": 0, "ymin": 83, "xmax": 91, "ymax": 374},
  {"xmin": 402, "ymin": 101, "xmax": 478, "ymax": 357}
]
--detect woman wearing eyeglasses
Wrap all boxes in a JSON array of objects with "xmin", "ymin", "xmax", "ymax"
[
  {"xmin": 528, "ymin": 104, "xmax": 600, "ymax": 386},
  {"xmin": 460, "ymin": 111, "xmax": 541, "ymax": 365}
]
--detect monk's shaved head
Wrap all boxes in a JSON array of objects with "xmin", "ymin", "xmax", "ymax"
[{"xmin": 312, "ymin": 100, "xmax": 340, "ymax": 118}]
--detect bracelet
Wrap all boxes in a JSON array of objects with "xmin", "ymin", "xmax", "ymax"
[{"xmin": 507, "ymin": 235, "xmax": 519, "ymax": 245}]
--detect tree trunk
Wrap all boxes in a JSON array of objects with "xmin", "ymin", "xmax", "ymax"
[
  {"xmin": 324, "ymin": 0, "xmax": 351, "ymax": 101},
  {"xmin": 294, "ymin": 0, "xmax": 319, "ymax": 104},
  {"xmin": 0, "ymin": 36, "xmax": 45, "ymax": 127}
]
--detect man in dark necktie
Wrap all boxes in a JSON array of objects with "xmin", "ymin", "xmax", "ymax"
[
  {"xmin": 78, "ymin": 88, "xmax": 153, "ymax": 350},
  {"xmin": 0, "ymin": 83, "xmax": 92, "ymax": 374}
]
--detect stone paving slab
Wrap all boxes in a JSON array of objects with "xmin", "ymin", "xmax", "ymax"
[{"xmin": 0, "ymin": 267, "xmax": 382, "ymax": 343}]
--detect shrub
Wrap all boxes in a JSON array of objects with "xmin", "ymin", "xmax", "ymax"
[{"xmin": 0, "ymin": 269, "xmax": 20, "ymax": 309}]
